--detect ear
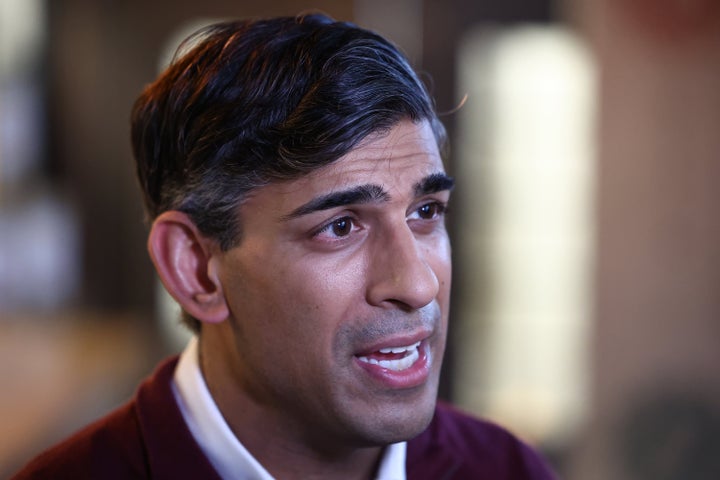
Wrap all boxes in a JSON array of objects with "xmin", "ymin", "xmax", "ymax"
[{"xmin": 147, "ymin": 211, "xmax": 228, "ymax": 324}]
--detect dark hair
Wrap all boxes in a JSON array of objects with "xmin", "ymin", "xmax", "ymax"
[{"xmin": 131, "ymin": 13, "xmax": 446, "ymax": 332}]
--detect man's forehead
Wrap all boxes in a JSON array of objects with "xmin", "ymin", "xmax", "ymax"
[
  {"xmin": 315, "ymin": 120, "xmax": 443, "ymax": 177},
  {"xmin": 242, "ymin": 120, "xmax": 446, "ymax": 210},
  {"xmin": 347, "ymin": 120, "xmax": 441, "ymax": 159}
]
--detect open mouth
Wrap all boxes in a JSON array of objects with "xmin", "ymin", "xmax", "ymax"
[{"xmin": 356, "ymin": 341, "xmax": 421, "ymax": 371}]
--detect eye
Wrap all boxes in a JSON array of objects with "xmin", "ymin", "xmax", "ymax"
[
  {"xmin": 414, "ymin": 201, "xmax": 447, "ymax": 220},
  {"xmin": 314, "ymin": 216, "xmax": 356, "ymax": 239},
  {"xmin": 330, "ymin": 217, "xmax": 352, "ymax": 236}
]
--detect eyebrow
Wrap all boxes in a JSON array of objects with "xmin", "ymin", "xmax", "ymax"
[
  {"xmin": 414, "ymin": 172, "xmax": 455, "ymax": 196},
  {"xmin": 284, "ymin": 172, "xmax": 455, "ymax": 220},
  {"xmin": 285, "ymin": 184, "xmax": 389, "ymax": 219}
]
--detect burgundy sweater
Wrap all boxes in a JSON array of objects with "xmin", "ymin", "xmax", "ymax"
[{"xmin": 12, "ymin": 357, "xmax": 557, "ymax": 479}]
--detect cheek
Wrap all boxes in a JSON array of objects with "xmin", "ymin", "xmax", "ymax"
[
  {"xmin": 284, "ymin": 259, "xmax": 371, "ymax": 361},
  {"xmin": 427, "ymin": 234, "xmax": 452, "ymax": 287},
  {"xmin": 291, "ymin": 258, "xmax": 367, "ymax": 324},
  {"xmin": 233, "ymin": 255, "xmax": 365, "ymax": 344}
]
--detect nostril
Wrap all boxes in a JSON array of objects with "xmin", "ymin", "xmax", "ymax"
[{"xmin": 367, "ymin": 258, "xmax": 439, "ymax": 311}]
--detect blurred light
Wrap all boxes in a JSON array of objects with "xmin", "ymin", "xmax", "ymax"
[
  {"xmin": 0, "ymin": 0, "xmax": 45, "ymax": 187},
  {"xmin": 0, "ymin": 193, "xmax": 80, "ymax": 310},
  {"xmin": 454, "ymin": 25, "xmax": 597, "ymax": 445},
  {"xmin": 0, "ymin": 0, "xmax": 44, "ymax": 74},
  {"xmin": 0, "ymin": 0, "xmax": 81, "ymax": 312}
]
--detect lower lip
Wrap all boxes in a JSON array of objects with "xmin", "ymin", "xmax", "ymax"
[{"xmin": 354, "ymin": 341, "xmax": 432, "ymax": 389}]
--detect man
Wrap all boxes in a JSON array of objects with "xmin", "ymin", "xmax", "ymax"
[{"xmin": 13, "ymin": 14, "xmax": 556, "ymax": 479}]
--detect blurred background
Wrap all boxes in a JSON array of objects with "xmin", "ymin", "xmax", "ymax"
[{"xmin": 1, "ymin": 0, "xmax": 719, "ymax": 478}]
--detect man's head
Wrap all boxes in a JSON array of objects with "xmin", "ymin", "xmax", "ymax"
[
  {"xmin": 132, "ymin": 14, "xmax": 446, "ymax": 332},
  {"xmin": 132, "ymin": 14, "xmax": 453, "ymax": 461}
]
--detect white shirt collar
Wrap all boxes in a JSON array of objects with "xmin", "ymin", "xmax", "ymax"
[
  {"xmin": 376, "ymin": 440, "xmax": 407, "ymax": 480},
  {"xmin": 172, "ymin": 337, "xmax": 407, "ymax": 480}
]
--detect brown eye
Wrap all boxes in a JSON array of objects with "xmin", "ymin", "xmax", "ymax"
[
  {"xmin": 331, "ymin": 218, "xmax": 353, "ymax": 236},
  {"xmin": 418, "ymin": 203, "xmax": 440, "ymax": 219}
]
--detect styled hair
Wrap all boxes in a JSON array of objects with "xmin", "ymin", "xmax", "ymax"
[{"xmin": 131, "ymin": 13, "xmax": 446, "ymax": 332}]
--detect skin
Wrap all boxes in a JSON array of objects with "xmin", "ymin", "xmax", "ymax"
[{"xmin": 169, "ymin": 119, "xmax": 452, "ymax": 479}]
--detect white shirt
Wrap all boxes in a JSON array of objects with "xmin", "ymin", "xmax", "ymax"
[{"xmin": 172, "ymin": 337, "xmax": 407, "ymax": 480}]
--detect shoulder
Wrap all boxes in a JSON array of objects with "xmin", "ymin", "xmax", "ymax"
[
  {"xmin": 11, "ymin": 400, "xmax": 148, "ymax": 479},
  {"xmin": 406, "ymin": 401, "xmax": 558, "ymax": 480}
]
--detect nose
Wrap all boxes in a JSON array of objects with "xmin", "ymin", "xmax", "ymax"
[{"xmin": 366, "ymin": 224, "xmax": 440, "ymax": 311}]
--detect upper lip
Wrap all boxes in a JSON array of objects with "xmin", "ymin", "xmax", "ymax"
[{"xmin": 354, "ymin": 330, "xmax": 432, "ymax": 356}]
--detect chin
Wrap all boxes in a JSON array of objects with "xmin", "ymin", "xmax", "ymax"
[{"xmin": 353, "ymin": 388, "xmax": 439, "ymax": 446}]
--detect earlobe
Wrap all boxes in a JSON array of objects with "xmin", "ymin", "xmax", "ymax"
[{"xmin": 147, "ymin": 211, "xmax": 228, "ymax": 324}]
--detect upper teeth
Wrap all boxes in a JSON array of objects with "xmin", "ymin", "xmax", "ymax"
[{"xmin": 378, "ymin": 341, "xmax": 421, "ymax": 354}]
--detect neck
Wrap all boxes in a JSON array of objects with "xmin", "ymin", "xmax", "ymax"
[{"xmin": 199, "ymin": 327, "xmax": 384, "ymax": 480}]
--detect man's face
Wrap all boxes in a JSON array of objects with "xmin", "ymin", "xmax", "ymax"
[{"xmin": 212, "ymin": 119, "xmax": 452, "ymax": 450}]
